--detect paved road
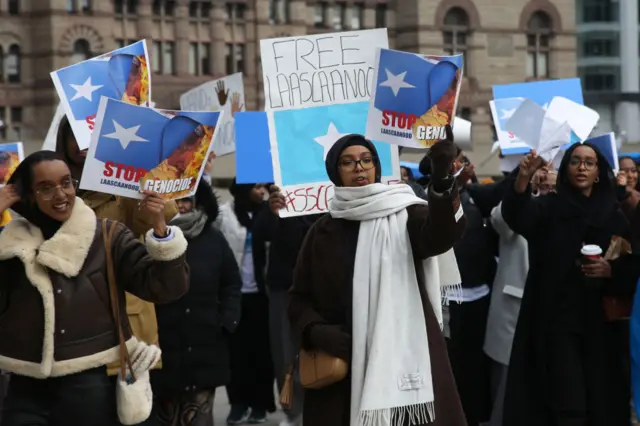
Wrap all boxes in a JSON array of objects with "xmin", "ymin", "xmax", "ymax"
[{"xmin": 212, "ymin": 387, "xmax": 286, "ymax": 426}]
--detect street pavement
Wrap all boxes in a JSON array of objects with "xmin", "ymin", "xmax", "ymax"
[{"xmin": 213, "ymin": 387, "xmax": 286, "ymax": 426}]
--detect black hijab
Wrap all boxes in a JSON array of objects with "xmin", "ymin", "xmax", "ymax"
[
  {"xmin": 8, "ymin": 150, "xmax": 68, "ymax": 240},
  {"xmin": 324, "ymin": 134, "xmax": 382, "ymax": 187},
  {"xmin": 229, "ymin": 179, "xmax": 262, "ymax": 230},
  {"xmin": 555, "ymin": 142, "xmax": 618, "ymax": 227}
]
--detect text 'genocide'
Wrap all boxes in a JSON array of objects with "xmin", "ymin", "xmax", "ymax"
[{"xmin": 265, "ymin": 35, "xmax": 374, "ymax": 108}]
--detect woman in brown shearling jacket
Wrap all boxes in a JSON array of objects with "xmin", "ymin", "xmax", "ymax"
[{"xmin": 0, "ymin": 151, "xmax": 189, "ymax": 426}]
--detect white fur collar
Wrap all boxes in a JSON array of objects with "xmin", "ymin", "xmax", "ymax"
[{"xmin": 0, "ymin": 198, "xmax": 97, "ymax": 277}]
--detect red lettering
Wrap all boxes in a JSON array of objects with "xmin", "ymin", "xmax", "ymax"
[
  {"xmin": 86, "ymin": 114, "xmax": 97, "ymax": 130},
  {"xmin": 381, "ymin": 111, "xmax": 418, "ymax": 129},
  {"xmin": 508, "ymin": 132, "xmax": 515, "ymax": 139},
  {"xmin": 103, "ymin": 162, "xmax": 147, "ymax": 182},
  {"xmin": 305, "ymin": 187, "xmax": 319, "ymax": 212},
  {"xmin": 103, "ymin": 161, "xmax": 115, "ymax": 177}
]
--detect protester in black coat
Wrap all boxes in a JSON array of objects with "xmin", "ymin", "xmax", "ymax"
[
  {"xmin": 502, "ymin": 144, "xmax": 639, "ymax": 426},
  {"xmin": 151, "ymin": 180, "xmax": 242, "ymax": 426}
]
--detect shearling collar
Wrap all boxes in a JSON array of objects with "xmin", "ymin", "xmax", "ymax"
[{"xmin": 0, "ymin": 198, "xmax": 97, "ymax": 278}]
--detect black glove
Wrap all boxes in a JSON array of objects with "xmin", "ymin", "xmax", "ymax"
[
  {"xmin": 309, "ymin": 324, "xmax": 351, "ymax": 361},
  {"xmin": 428, "ymin": 125, "xmax": 457, "ymax": 180}
]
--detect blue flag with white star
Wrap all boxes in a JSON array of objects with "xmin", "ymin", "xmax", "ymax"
[
  {"xmin": 267, "ymin": 101, "xmax": 400, "ymax": 218},
  {"xmin": 366, "ymin": 48, "xmax": 463, "ymax": 149},
  {"xmin": 50, "ymin": 40, "xmax": 151, "ymax": 150},
  {"xmin": 80, "ymin": 97, "xmax": 221, "ymax": 200}
]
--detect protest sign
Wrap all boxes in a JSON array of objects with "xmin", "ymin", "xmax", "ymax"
[
  {"xmin": 260, "ymin": 29, "xmax": 388, "ymax": 110},
  {"xmin": 51, "ymin": 40, "xmax": 152, "ymax": 150},
  {"xmin": 81, "ymin": 97, "xmax": 221, "ymax": 200},
  {"xmin": 235, "ymin": 112, "xmax": 274, "ymax": 184},
  {"xmin": 366, "ymin": 48, "xmax": 463, "ymax": 148},
  {"xmin": 491, "ymin": 78, "xmax": 584, "ymax": 155},
  {"xmin": 268, "ymin": 101, "xmax": 400, "ymax": 218},
  {"xmin": 42, "ymin": 103, "xmax": 66, "ymax": 151},
  {"xmin": 0, "ymin": 142, "xmax": 24, "ymax": 186},
  {"xmin": 585, "ymin": 133, "xmax": 618, "ymax": 172},
  {"xmin": 180, "ymin": 73, "xmax": 245, "ymax": 157}
]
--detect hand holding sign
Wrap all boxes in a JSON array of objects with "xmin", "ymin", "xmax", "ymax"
[
  {"xmin": 268, "ymin": 185, "xmax": 286, "ymax": 216},
  {"xmin": 518, "ymin": 150, "xmax": 547, "ymax": 184},
  {"xmin": 138, "ymin": 190, "xmax": 168, "ymax": 236},
  {"xmin": 428, "ymin": 125, "xmax": 457, "ymax": 179},
  {"xmin": 0, "ymin": 184, "xmax": 19, "ymax": 213}
]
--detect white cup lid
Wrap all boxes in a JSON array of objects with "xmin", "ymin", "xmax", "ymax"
[{"xmin": 581, "ymin": 244, "xmax": 602, "ymax": 256}]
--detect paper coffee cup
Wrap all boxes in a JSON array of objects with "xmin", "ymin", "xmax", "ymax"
[{"xmin": 581, "ymin": 245, "xmax": 602, "ymax": 260}]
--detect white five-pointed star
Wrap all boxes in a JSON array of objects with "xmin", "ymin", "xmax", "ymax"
[
  {"xmin": 69, "ymin": 77, "xmax": 103, "ymax": 102},
  {"xmin": 314, "ymin": 122, "xmax": 348, "ymax": 160},
  {"xmin": 500, "ymin": 108, "xmax": 516, "ymax": 120},
  {"xmin": 379, "ymin": 69, "xmax": 415, "ymax": 96},
  {"xmin": 103, "ymin": 120, "xmax": 149, "ymax": 150}
]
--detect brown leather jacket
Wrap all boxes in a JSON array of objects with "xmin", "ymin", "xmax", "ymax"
[{"xmin": 0, "ymin": 198, "xmax": 189, "ymax": 379}]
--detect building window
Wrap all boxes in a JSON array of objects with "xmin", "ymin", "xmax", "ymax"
[
  {"xmin": 72, "ymin": 39, "xmax": 92, "ymax": 63},
  {"xmin": 351, "ymin": 3, "xmax": 363, "ymax": 30},
  {"xmin": 189, "ymin": 43, "xmax": 198, "ymax": 75},
  {"xmin": 315, "ymin": 2, "xmax": 328, "ymax": 28},
  {"xmin": 115, "ymin": 39, "xmax": 125, "ymax": 49},
  {"xmin": 226, "ymin": 44, "xmax": 245, "ymax": 74},
  {"xmin": 333, "ymin": 3, "xmax": 346, "ymax": 30},
  {"xmin": 67, "ymin": 0, "xmax": 76, "ymax": 12},
  {"xmin": 153, "ymin": 0, "xmax": 176, "ymax": 16},
  {"xmin": 442, "ymin": 8, "xmax": 469, "ymax": 75},
  {"xmin": 152, "ymin": 41, "xmax": 161, "ymax": 73},
  {"xmin": 8, "ymin": 0, "xmax": 20, "ymax": 15},
  {"xmin": 126, "ymin": 0, "xmax": 138, "ymax": 14},
  {"xmin": 189, "ymin": 1, "xmax": 199, "ymax": 17},
  {"xmin": 226, "ymin": 3, "xmax": 246, "ymax": 21},
  {"xmin": 584, "ymin": 72, "xmax": 616, "ymax": 92},
  {"xmin": 5, "ymin": 45, "xmax": 20, "ymax": 84},
  {"xmin": 188, "ymin": 43, "xmax": 210, "ymax": 75},
  {"xmin": 581, "ymin": 0, "xmax": 617, "ymax": 23},
  {"xmin": 115, "ymin": 0, "xmax": 123, "ymax": 14},
  {"xmin": 163, "ymin": 42, "xmax": 175, "ymax": 75},
  {"xmin": 375, "ymin": 4, "xmax": 387, "ymax": 28},
  {"xmin": 200, "ymin": 43, "xmax": 211, "ymax": 75},
  {"xmin": 152, "ymin": 0, "xmax": 161, "ymax": 15},
  {"xmin": 269, "ymin": 0, "xmax": 291, "ymax": 24},
  {"xmin": 526, "ymin": 11, "xmax": 552, "ymax": 79},
  {"xmin": 582, "ymin": 36, "xmax": 618, "ymax": 57}
]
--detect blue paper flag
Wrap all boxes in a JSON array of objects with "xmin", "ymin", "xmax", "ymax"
[
  {"xmin": 235, "ymin": 112, "xmax": 274, "ymax": 184},
  {"xmin": 584, "ymin": 133, "xmax": 617, "ymax": 171}
]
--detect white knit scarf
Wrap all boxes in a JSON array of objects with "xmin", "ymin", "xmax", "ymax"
[{"xmin": 330, "ymin": 183, "xmax": 461, "ymax": 426}]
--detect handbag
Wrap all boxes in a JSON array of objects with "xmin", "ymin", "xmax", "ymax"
[
  {"xmin": 102, "ymin": 220, "xmax": 153, "ymax": 425},
  {"xmin": 603, "ymin": 235, "xmax": 633, "ymax": 321},
  {"xmin": 298, "ymin": 349, "xmax": 348, "ymax": 390}
]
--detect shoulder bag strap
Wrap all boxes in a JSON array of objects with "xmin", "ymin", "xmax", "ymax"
[{"xmin": 102, "ymin": 219, "xmax": 136, "ymax": 382}]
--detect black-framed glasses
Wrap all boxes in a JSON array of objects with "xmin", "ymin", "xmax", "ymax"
[
  {"xmin": 568, "ymin": 157, "xmax": 598, "ymax": 171},
  {"xmin": 36, "ymin": 179, "xmax": 78, "ymax": 201},
  {"xmin": 339, "ymin": 156, "xmax": 376, "ymax": 171}
]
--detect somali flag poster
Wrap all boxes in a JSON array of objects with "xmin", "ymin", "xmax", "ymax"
[
  {"xmin": 51, "ymin": 40, "xmax": 152, "ymax": 150},
  {"xmin": 0, "ymin": 142, "xmax": 24, "ymax": 186},
  {"xmin": 365, "ymin": 48, "xmax": 463, "ymax": 149},
  {"xmin": 491, "ymin": 78, "xmax": 583, "ymax": 155},
  {"xmin": 268, "ymin": 101, "xmax": 400, "ymax": 218},
  {"xmin": 81, "ymin": 97, "xmax": 222, "ymax": 200}
]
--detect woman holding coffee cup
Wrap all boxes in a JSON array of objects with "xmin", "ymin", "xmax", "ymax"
[{"xmin": 500, "ymin": 143, "xmax": 638, "ymax": 426}]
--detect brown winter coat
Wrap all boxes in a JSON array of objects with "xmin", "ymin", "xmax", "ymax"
[
  {"xmin": 289, "ymin": 186, "xmax": 468, "ymax": 426},
  {"xmin": 81, "ymin": 191, "xmax": 179, "ymax": 374},
  {"xmin": 0, "ymin": 198, "xmax": 189, "ymax": 379}
]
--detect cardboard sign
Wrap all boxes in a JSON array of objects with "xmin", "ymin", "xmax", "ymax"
[
  {"xmin": 81, "ymin": 97, "xmax": 221, "ymax": 200},
  {"xmin": 51, "ymin": 40, "xmax": 152, "ymax": 150},
  {"xmin": 180, "ymin": 73, "xmax": 245, "ymax": 157},
  {"xmin": 366, "ymin": 48, "xmax": 463, "ymax": 148},
  {"xmin": 260, "ymin": 29, "xmax": 389, "ymax": 110},
  {"xmin": 0, "ymin": 142, "xmax": 24, "ymax": 186}
]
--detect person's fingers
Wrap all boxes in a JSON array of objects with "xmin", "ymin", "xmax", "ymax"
[{"xmin": 445, "ymin": 124, "xmax": 454, "ymax": 141}]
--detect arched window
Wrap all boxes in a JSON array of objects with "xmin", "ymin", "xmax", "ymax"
[
  {"xmin": 442, "ymin": 8, "xmax": 469, "ymax": 74},
  {"xmin": 526, "ymin": 11, "xmax": 552, "ymax": 78},
  {"xmin": 5, "ymin": 44, "xmax": 20, "ymax": 84},
  {"xmin": 72, "ymin": 39, "xmax": 92, "ymax": 63}
]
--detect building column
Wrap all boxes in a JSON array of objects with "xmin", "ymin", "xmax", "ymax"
[
  {"xmin": 175, "ymin": 0, "xmax": 190, "ymax": 76},
  {"xmin": 617, "ymin": 0, "xmax": 640, "ymax": 143},
  {"xmin": 137, "ymin": 0, "xmax": 153, "ymax": 40},
  {"xmin": 211, "ymin": 3, "xmax": 227, "ymax": 76}
]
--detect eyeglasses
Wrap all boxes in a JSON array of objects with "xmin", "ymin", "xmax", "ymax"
[
  {"xmin": 568, "ymin": 157, "xmax": 598, "ymax": 171},
  {"xmin": 36, "ymin": 179, "xmax": 78, "ymax": 201},
  {"xmin": 339, "ymin": 156, "xmax": 376, "ymax": 171}
]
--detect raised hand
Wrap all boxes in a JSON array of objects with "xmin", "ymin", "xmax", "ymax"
[
  {"xmin": 215, "ymin": 81, "xmax": 229, "ymax": 106},
  {"xmin": 231, "ymin": 93, "xmax": 244, "ymax": 118},
  {"xmin": 617, "ymin": 171, "xmax": 628, "ymax": 187},
  {"xmin": 138, "ymin": 190, "xmax": 168, "ymax": 236},
  {"xmin": 519, "ymin": 150, "xmax": 546, "ymax": 180},
  {"xmin": 428, "ymin": 125, "xmax": 457, "ymax": 179},
  {"xmin": 0, "ymin": 184, "xmax": 20, "ymax": 213},
  {"xmin": 267, "ymin": 185, "xmax": 286, "ymax": 216}
]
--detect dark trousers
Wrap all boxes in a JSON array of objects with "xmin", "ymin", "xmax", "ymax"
[
  {"xmin": 448, "ymin": 295, "xmax": 492, "ymax": 426},
  {"xmin": 226, "ymin": 293, "xmax": 275, "ymax": 412},
  {"xmin": 0, "ymin": 367, "xmax": 119, "ymax": 426}
]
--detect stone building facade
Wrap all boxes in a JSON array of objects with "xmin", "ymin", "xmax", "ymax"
[{"xmin": 0, "ymin": 0, "xmax": 576, "ymax": 176}]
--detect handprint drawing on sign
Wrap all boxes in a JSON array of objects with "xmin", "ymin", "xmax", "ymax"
[
  {"xmin": 216, "ymin": 81, "xmax": 229, "ymax": 106},
  {"xmin": 231, "ymin": 93, "xmax": 244, "ymax": 118}
]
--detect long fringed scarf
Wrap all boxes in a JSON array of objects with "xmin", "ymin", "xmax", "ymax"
[{"xmin": 330, "ymin": 183, "xmax": 461, "ymax": 426}]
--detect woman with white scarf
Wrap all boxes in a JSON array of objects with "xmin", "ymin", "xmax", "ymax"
[{"xmin": 286, "ymin": 129, "xmax": 467, "ymax": 426}]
